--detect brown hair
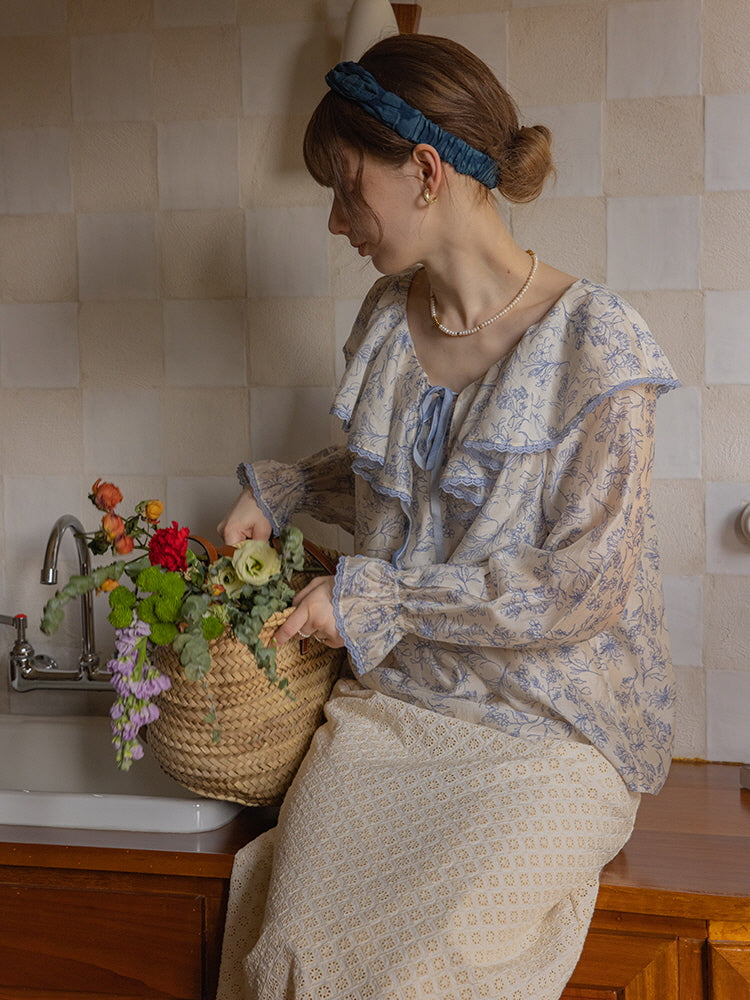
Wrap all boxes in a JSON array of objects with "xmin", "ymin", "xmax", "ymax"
[{"xmin": 303, "ymin": 33, "xmax": 554, "ymax": 225}]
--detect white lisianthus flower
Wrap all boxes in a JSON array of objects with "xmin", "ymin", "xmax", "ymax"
[
  {"xmin": 232, "ymin": 539, "xmax": 281, "ymax": 589},
  {"xmin": 208, "ymin": 560, "xmax": 244, "ymax": 599}
]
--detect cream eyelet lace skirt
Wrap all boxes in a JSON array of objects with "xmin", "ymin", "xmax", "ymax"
[{"xmin": 217, "ymin": 680, "xmax": 639, "ymax": 1000}]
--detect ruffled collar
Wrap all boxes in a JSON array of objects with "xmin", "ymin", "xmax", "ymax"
[{"xmin": 331, "ymin": 269, "xmax": 679, "ymax": 506}]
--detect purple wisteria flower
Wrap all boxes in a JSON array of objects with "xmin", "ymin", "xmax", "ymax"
[{"xmin": 107, "ymin": 616, "xmax": 171, "ymax": 770}]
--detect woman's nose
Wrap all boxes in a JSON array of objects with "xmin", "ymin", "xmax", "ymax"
[{"xmin": 328, "ymin": 196, "xmax": 349, "ymax": 236}]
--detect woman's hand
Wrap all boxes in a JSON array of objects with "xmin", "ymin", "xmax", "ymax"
[
  {"xmin": 273, "ymin": 575, "xmax": 345, "ymax": 649},
  {"xmin": 217, "ymin": 487, "xmax": 272, "ymax": 545}
]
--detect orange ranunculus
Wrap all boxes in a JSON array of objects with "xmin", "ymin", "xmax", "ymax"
[
  {"xmin": 143, "ymin": 499, "xmax": 164, "ymax": 524},
  {"xmin": 101, "ymin": 512, "xmax": 124, "ymax": 541},
  {"xmin": 99, "ymin": 578, "xmax": 120, "ymax": 593},
  {"xmin": 114, "ymin": 533, "xmax": 135, "ymax": 555},
  {"xmin": 90, "ymin": 479, "xmax": 123, "ymax": 512}
]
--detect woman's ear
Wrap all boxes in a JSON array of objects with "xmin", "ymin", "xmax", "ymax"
[{"xmin": 412, "ymin": 143, "xmax": 443, "ymax": 198}]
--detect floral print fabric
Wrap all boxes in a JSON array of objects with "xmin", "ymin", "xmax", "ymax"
[{"xmin": 242, "ymin": 271, "xmax": 680, "ymax": 794}]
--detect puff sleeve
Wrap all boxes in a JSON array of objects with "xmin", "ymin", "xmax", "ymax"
[{"xmin": 239, "ymin": 445, "xmax": 356, "ymax": 536}]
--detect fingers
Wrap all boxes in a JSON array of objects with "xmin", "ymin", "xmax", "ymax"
[
  {"xmin": 217, "ymin": 488, "xmax": 272, "ymax": 545},
  {"xmin": 271, "ymin": 575, "xmax": 345, "ymax": 649},
  {"xmin": 273, "ymin": 607, "xmax": 314, "ymax": 647}
]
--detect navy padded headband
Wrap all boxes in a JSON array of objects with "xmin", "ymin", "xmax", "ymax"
[{"xmin": 325, "ymin": 61, "xmax": 498, "ymax": 190}]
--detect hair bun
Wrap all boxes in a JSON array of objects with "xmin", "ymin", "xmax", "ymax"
[{"xmin": 498, "ymin": 123, "xmax": 554, "ymax": 203}]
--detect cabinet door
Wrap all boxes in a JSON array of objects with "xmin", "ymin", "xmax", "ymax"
[
  {"xmin": 710, "ymin": 921, "xmax": 750, "ymax": 1000},
  {"xmin": 563, "ymin": 910, "xmax": 706, "ymax": 1000},
  {"xmin": 0, "ymin": 882, "xmax": 204, "ymax": 999}
]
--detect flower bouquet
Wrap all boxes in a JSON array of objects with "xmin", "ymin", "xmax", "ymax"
[{"xmin": 40, "ymin": 480, "xmax": 341, "ymax": 800}]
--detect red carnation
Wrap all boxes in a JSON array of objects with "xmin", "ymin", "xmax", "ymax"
[{"xmin": 148, "ymin": 521, "xmax": 190, "ymax": 572}]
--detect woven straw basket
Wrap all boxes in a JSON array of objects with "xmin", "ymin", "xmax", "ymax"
[{"xmin": 147, "ymin": 540, "xmax": 345, "ymax": 807}]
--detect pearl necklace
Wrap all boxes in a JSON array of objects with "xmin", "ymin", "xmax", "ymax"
[{"xmin": 430, "ymin": 249, "xmax": 538, "ymax": 338}]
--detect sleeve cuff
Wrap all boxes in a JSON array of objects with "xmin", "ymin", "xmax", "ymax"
[
  {"xmin": 237, "ymin": 460, "xmax": 301, "ymax": 536},
  {"xmin": 333, "ymin": 555, "xmax": 403, "ymax": 676}
]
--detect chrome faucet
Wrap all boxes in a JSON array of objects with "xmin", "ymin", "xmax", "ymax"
[{"xmin": 40, "ymin": 514, "xmax": 105, "ymax": 682}]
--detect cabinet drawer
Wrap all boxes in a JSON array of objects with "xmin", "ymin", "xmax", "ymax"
[{"xmin": 0, "ymin": 884, "xmax": 203, "ymax": 999}]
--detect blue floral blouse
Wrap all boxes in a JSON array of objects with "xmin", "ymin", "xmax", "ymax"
[{"xmin": 241, "ymin": 269, "xmax": 681, "ymax": 794}]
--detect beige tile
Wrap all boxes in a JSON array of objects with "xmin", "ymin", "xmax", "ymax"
[
  {"xmin": 159, "ymin": 209, "xmax": 245, "ymax": 299},
  {"xmin": 428, "ymin": 0, "xmax": 510, "ymax": 9},
  {"xmin": 0, "ymin": 389, "xmax": 83, "ymax": 475},
  {"xmin": 703, "ymin": 0, "xmax": 750, "ymax": 94},
  {"xmin": 71, "ymin": 33, "xmax": 153, "ymax": 122},
  {"xmin": 249, "ymin": 385, "xmax": 334, "ymax": 463},
  {"xmin": 239, "ymin": 115, "xmax": 327, "ymax": 208},
  {"xmin": 67, "ymin": 0, "xmax": 152, "ymax": 33},
  {"xmin": 78, "ymin": 301, "xmax": 164, "ymax": 388},
  {"xmin": 237, "ymin": 0, "xmax": 322, "ymax": 24},
  {"xmin": 83, "ymin": 388, "xmax": 162, "ymax": 474},
  {"xmin": 702, "ymin": 385, "xmax": 750, "ymax": 481},
  {"xmin": 153, "ymin": 26, "xmax": 241, "ymax": 121},
  {"xmin": 155, "ymin": 0, "xmax": 236, "ymax": 26},
  {"xmin": 0, "ymin": 37, "xmax": 70, "ymax": 126},
  {"xmin": 510, "ymin": 197, "xmax": 606, "ymax": 284},
  {"xmin": 247, "ymin": 206, "xmax": 330, "ymax": 298},
  {"xmin": 625, "ymin": 290, "xmax": 704, "ymax": 388},
  {"xmin": 329, "ymin": 234, "xmax": 380, "ymax": 300},
  {"xmin": 0, "ymin": 303, "xmax": 78, "ymax": 387},
  {"xmin": 0, "ymin": 0, "xmax": 66, "ymax": 34},
  {"xmin": 77, "ymin": 212, "xmax": 157, "ymax": 300},
  {"xmin": 655, "ymin": 386, "xmax": 701, "ymax": 480},
  {"xmin": 419, "ymin": 12, "xmax": 507, "ymax": 83},
  {"xmin": 71, "ymin": 123, "xmax": 157, "ymax": 212},
  {"xmin": 706, "ymin": 291, "xmax": 750, "ymax": 385},
  {"xmin": 607, "ymin": 0, "xmax": 701, "ymax": 99},
  {"xmin": 705, "ymin": 481, "xmax": 750, "ymax": 576},
  {"xmin": 508, "ymin": 5, "xmax": 605, "ymax": 105},
  {"xmin": 704, "ymin": 574, "xmax": 750, "ymax": 673},
  {"xmin": 164, "ymin": 300, "xmax": 246, "ymax": 386},
  {"xmin": 0, "ymin": 214, "xmax": 77, "ymax": 303},
  {"xmin": 651, "ymin": 479, "xmax": 705, "ymax": 576},
  {"xmin": 672, "ymin": 666, "xmax": 706, "ymax": 760},
  {"xmin": 702, "ymin": 192, "xmax": 750, "ymax": 290},
  {"xmin": 604, "ymin": 97, "xmax": 703, "ymax": 197},
  {"xmin": 241, "ymin": 21, "xmax": 330, "ymax": 118},
  {"xmin": 157, "ymin": 120, "xmax": 238, "ymax": 209},
  {"xmin": 162, "ymin": 388, "xmax": 249, "ymax": 475},
  {"xmin": 608, "ymin": 196, "xmax": 700, "ymax": 291},
  {"xmin": 248, "ymin": 298, "xmax": 335, "ymax": 387},
  {"xmin": 1, "ymin": 127, "xmax": 71, "ymax": 213},
  {"xmin": 663, "ymin": 575, "xmax": 702, "ymax": 667}
]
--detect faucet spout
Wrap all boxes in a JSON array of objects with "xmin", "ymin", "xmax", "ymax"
[{"xmin": 41, "ymin": 515, "xmax": 100, "ymax": 676}]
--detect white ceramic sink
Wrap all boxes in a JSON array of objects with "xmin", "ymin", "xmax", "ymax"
[{"xmin": 0, "ymin": 715, "xmax": 242, "ymax": 833}]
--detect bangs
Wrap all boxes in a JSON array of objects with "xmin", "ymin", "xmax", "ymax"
[{"xmin": 303, "ymin": 94, "xmax": 348, "ymax": 189}]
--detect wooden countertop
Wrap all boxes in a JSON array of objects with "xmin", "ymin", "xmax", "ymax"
[
  {"xmin": 1, "ymin": 761, "xmax": 749, "ymax": 908},
  {"xmin": 596, "ymin": 761, "xmax": 750, "ymax": 919}
]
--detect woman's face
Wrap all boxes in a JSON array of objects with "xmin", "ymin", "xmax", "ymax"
[{"xmin": 327, "ymin": 148, "xmax": 423, "ymax": 275}]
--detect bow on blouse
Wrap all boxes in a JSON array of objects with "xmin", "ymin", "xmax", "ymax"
[{"xmin": 413, "ymin": 385, "xmax": 456, "ymax": 472}]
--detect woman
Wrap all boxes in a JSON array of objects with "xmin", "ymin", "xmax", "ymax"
[{"xmin": 217, "ymin": 34, "xmax": 679, "ymax": 1000}]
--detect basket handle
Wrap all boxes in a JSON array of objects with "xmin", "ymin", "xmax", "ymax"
[{"xmin": 189, "ymin": 535, "xmax": 338, "ymax": 574}]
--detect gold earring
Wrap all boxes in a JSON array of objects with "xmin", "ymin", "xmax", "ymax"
[{"xmin": 422, "ymin": 188, "xmax": 437, "ymax": 205}]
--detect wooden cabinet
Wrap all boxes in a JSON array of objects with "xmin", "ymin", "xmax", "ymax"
[
  {"xmin": 561, "ymin": 762, "xmax": 750, "ymax": 1000},
  {"xmin": 708, "ymin": 923, "xmax": 750, "ymax": 1000},
  {"xmin": 0, "ymin": 867, "xmax": 219, "ymax": 999},
  {"xmin": 563, "ymin": 911, "xmax": 705, "ymax": 999},
  {"xmin": 0, "ymin": 763, "xmax": 748, "ymax": 1000},
  {"xmin": 0, "ymin": 809, "xmax": 276, "ymax": 1000}
]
